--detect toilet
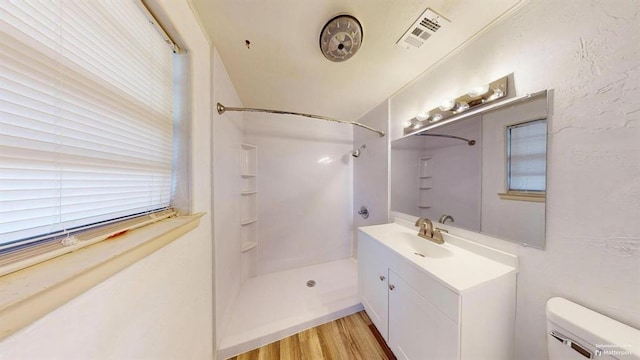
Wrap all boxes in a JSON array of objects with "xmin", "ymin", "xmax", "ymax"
[{"xmin": 546, "ymin": 297, "xmax": 640, "ymax": 359}]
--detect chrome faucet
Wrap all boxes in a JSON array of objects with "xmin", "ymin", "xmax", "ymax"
[
  {"xmin": 439, "ymin": 214, "xmax": 454, "ymax": 224},
  {"xmin": 415, "ymin": 217, "xmax": 445, "ymax": 244}
]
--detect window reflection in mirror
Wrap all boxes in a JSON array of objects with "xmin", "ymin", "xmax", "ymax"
[
  {"xmin": 390, "ymin": 92, "xmax": 549, "ymax": 248},
  {"xmin": 506, "ymin": 119, "xmax": 547, "ymax": 193}
]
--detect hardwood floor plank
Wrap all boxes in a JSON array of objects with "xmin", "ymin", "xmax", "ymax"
[
  {"xmin": 297, "ymin": 326, "xmax": 325, "ymax": 359},
  {"xmin": 359, "ymin": 311, "xmax": 373, "ymax": 326},
  {"xmin": 316, "ymin": 320, "xmax": 351, "ymax": 360},
  {"xmin": 258, "ymin": 341, "xmax": 280, "ymax": 360},
  {"xmin": 342, "ymin": 312, "xmax": 389, "ymax": 359},
  {"xmin": 235, "ymin": 349, "xmax": 259, "ymax": 360},
  {"xmin": 280, "ymin": 334, "xmax": 303, "ymax": 360},
  {"xmin": 358, "ymin": 312, "xmax": 396, "ymax": 359},
  {"xmin": 228, "ymin": 311, "xmax": 395, "ymax": 360}
]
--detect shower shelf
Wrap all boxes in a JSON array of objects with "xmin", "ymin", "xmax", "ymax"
[
  {"xmin": 241, "ymin": 218, "xmax": 257, "ymax": 226},
  {"xmin": 241, "ymin": 241, "xmax": 257, "ymax": 252},
  {"xmin": 240, "ymin": 143, "xmax": 258, "ymax": 281},
  {"xmin": 418, "ymin": 157, "xmax": 433, "ymax": 212}
]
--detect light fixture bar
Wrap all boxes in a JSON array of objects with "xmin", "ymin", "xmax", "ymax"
[
  {"xmin": 404, "ymin": 75, "xmax": 510, "ymax": 136},
  {"xmin": 216, "ymin": 103, "xmax": 386, "ymax": 137},
  {"xmin": 403, "ymin": 90, "xmax": 548, "ymax": 137}
]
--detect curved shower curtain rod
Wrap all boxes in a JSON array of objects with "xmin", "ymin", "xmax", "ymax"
[
  {"xmin": 216, "ymin": 103, "xmax": 385, "ymax": 137},
  {"xmin": 416, "ymin": 133, "xmax": 476, "ymax": 146}
]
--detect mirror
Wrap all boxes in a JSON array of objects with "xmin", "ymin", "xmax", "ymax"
[{"xmin": 391, "ymin": 92, "xmax": 549, "ymax": 248}]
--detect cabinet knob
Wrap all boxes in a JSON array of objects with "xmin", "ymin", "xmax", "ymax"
[
  {"xmin": 379, "ymin": 275, "xmax": 385, "ymax": 281},
  {"xmin": 389, "ymin": 284, "xmax": 395, "ymax": 291}
]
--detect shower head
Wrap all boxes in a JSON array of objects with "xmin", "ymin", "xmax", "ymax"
[{"xmin": 352, "ymin": 144, "xmax": 366, "ymax": 158}]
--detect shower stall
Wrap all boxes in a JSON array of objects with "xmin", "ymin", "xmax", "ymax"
[{"xmin": 214, "ymin": 107, "xmax": 367, "ymax": 359}]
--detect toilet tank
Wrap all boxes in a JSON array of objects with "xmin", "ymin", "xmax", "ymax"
[{"xmin": 546, "ymin": 297, "xmax": 640, "ymax": 360}]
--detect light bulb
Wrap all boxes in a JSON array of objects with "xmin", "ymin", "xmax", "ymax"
[
  {"xmin": 454, "ymin": 102, "xmax": 469, "ymax": 113},
  {"xmin": 430, "ymin": 113, "xmax": 443, "ymax": 122},
  {"xmin": 416, "ymin": 112, "xmax": 428, "ymax": 121},
  {"xmin": 468, "ymin": 84, "xmax": 490, "ymax": 97},
  {"xmin": 438, "ymin": 99, "xmax": 456, "ymax": 111},
  {"xmin": 487, "ymin": 88, "xmax": 504, "ymax": 101}
]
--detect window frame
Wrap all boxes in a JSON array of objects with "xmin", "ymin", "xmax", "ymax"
[{"xmin": 499, "ymin": 118, "xmax": 548, "ymax": 203}]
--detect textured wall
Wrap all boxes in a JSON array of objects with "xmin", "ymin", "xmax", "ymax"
[{"xmin": 390, "ymin": 1, "xmax": 640, "ymax": 359}]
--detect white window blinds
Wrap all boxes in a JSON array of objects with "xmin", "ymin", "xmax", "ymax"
[
  {"xmin": 507, "ymin": 119, "xmax": 547, "ymax": 192},
  {"xmin": 1, "ymin": 1, "xmax": 174, "ymax": 247}
]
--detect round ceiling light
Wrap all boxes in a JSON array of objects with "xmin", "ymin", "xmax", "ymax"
[{"xmin": 319, "ymin": 15, "xmax": 363, "ymax": 62}]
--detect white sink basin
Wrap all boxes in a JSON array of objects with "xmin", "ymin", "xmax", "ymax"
[
  {"xmin": 394, "ymin": 232, "xmax": 453, "ymax": 259},
  {"xmin": 358, "ymin": 222, "xmax": 518, "ymax": 293}
]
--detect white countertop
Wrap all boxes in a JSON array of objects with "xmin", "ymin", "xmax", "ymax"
[{"xmin": 358, "ymin": 222, "xmax": 518, "ymax": 294}]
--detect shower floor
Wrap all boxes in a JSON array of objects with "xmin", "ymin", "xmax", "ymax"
[{"xmin": 217, "ymin": 258, "xmax": 362, "ymax": 359}]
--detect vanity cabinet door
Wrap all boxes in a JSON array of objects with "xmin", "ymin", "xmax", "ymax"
[
  {"xmin": 388, "ymin": 270, "xmax": 459, "ymax": 360},
  {"xmin": 358, "ymin": 235, "xmax": 389, "ymax": 340}
]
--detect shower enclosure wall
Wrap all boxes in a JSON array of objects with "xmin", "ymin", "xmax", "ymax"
[
  {"xmin": 243, "ymin": 111, "xmax": 354, "ymax": 275},
  {"xmin": 213, "ymin": 82, "xmax": 361, "ymax": 357}
]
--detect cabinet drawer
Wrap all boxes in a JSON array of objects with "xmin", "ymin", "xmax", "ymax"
[{"xmin": 389, "ymin": 252, "xmax": 460, "ymax": 323}]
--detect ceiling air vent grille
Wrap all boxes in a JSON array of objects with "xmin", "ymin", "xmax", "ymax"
[{"xmin": 397, "ymin": 8, "xmax": 450, "ymax": 50}]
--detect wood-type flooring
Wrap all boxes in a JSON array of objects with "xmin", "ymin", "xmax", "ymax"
[{"xmin": 228, "ymin": 311, "xmax": 395, "ymax": 360}]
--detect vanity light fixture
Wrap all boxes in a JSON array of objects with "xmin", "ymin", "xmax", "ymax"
[
  {"xmin": 467, "ymin": 84, "xmax": 490, "ymax": 97},
  {"xmin": 438, "ymin": 99, "xmax": 456, "ymax": 111},
  {"xmin": 487, "ymin": 88, "xmax": 504, "ymax": 101},
  {"xmin": 430, "ymin": 113, "xmax": 443, "ymax": 122},
  {"xmin": 454, "ymin": 101, "xmax": 469, "ymax": 113},
  {"xmin": 405, "ymin": 74, "xmax": 509, "ymax": 135}
]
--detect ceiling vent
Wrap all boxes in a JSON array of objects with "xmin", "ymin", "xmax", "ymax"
[{"xmin": 396, "ymin": 8, "xmax": 450, "ymax": 50}]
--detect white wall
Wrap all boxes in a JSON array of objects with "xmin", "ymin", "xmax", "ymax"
[
  {"xmin": 353, "ymin": 101, "xmax": 390, "ymax": 256},
  {"xmin": 244, "ymin": 112, "xmax": 353, "ymax": 274},
  {"xmin": 388, "ymin": 1, "xmax": 640, "ymax": 359},
  {"xmin": 0, "ymin": 0, "xmax": 215, "ymax": 358},
  {"xmin": 211, "ymin": 48, "xmax": 243, "ymax": 346}
]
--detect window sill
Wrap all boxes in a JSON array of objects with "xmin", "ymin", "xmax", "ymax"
[
  {"xmin": 0, "ymin": 213, "xmax": 204, "ymax": 341},
  {"xmin": 498, "ymin": 192, "xmax": 546, "ymax": 203}
]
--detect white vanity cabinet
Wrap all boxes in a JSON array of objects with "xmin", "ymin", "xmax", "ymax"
[
  {"xmin": 388, "ymin": 269, "xmax": 459, "ymax": 359},
  {"xmin": 358, "ymin": 224, "xmax": 517, "ymax": 360},
  {"xmin": 358, "ymin": 234, "xmax": 389, "ymax": 339}
]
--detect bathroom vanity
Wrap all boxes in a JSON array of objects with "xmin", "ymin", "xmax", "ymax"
[{"xmin": 358, "ymin": 220, "xmax": 518, "ymax": 360}]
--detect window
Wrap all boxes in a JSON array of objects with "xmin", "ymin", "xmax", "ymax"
[
  {"xmin": 505, "ymin": 119, "xmax": 547, "ymax": 197},
  {"xmin": 1, "ymin": 2, "xmax": 178, "ymax": 261}
]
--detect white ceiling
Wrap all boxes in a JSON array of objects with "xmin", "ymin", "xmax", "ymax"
[{"xmin": 191, "ymin": 0, "xmax": 523, "ymax": 122}]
